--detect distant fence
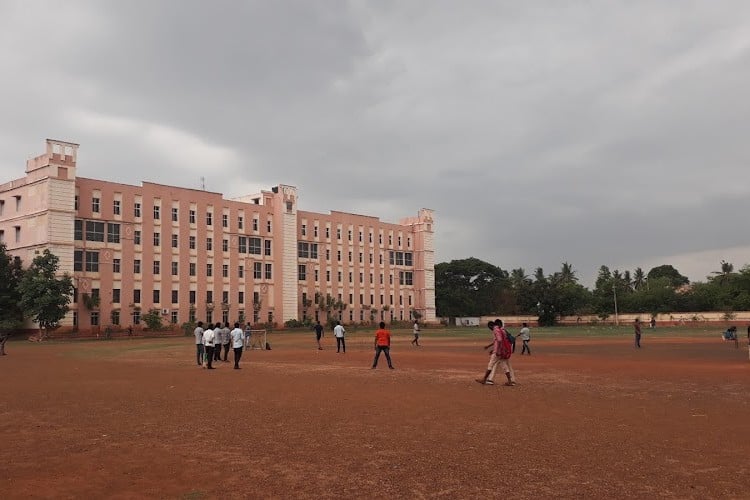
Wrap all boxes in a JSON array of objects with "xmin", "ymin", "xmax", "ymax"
[{"xmin": 445, "ymin": 312, "xmax": 750, "ymax": 328}]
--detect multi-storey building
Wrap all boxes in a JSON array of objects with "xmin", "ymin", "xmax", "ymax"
[{"xmin": 0, "ymin": 139, "xmax": 436, "ymax": 332}]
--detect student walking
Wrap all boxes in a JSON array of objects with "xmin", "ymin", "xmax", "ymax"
[
  {"xmin": 411, "ymin": 320, "xmax": 420, "ymax": 346},
  {"xmin": 202, "ymin": 324, "xmax": 216, "ymax": 370},
  {"xmin": 519, "ymin": 322, "xmax": 531, "ymax": 355},
  {"xmin": 193, "ymin": 321, "xmax": 205, "ymax": 366},
  {"xmin": 221, "ymin": 322, "xmax": 231, "ymax": 361},
  {"xmin": 213, "ymin": 323, "xmax": 223, "ymax": 362},
  {"xmin": 244, "ymin": 323, "xmax": 253, "ymax": 349},
  {"xmin": 230, "ymin": 322, "xmax": 244, "ymax": 369},
  {"xmin": 314, "ymin": 321, "xmax": 324, "ymax": 350},
  {"xmin": 477, "ymin": 319, "xmax": 515, "ymax": 386},
  {"xmin": 634, "ymin": 319, "xmax": 642, "ymax": 348},
  {"xmin": 371, "ymin": 322, "xmax": 394, "ymax": 369},
  {"xmin": 333, "ymin": 321, "xmax": 346, "ymax": 353}
]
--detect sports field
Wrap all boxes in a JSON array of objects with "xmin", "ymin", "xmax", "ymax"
[{"xmin": 1, "ymin": 326, "xmax": 749, "ymax": 499}]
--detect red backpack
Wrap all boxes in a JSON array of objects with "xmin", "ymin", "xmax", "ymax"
[{"xmin": 498, "ymin": 328, "xmax": 513, "ymax": 359}]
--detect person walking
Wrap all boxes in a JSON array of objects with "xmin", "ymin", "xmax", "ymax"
[
  {"xmin": 193, "ymin": 321, "xmax": 205, "ymax": 366},
  {"xmin": 244, "ymin": 323, "xmax": 253, "ymax": 349},
  {"xmin": 477, "ymin": 319, "xmax": 515, "ymax": 386},
  {"xmin": 634, "ymin": 318, "xmax": 642, "ymax": 348},
  {"xmin": 0, "ymin": 331, "xmax": 10, "ymax": 356},
  {"xmin": 202, "ymin": 324, "xmax": 216, "ymax": 370},
  {"xmin": 333, "ymin": 320, "xmax": 346, "ymax": 353},
  {"xmin": 314, "ymin": 320, "xmax": 324, "ymax": 350},
  {"xmin": 371, "ymin": 321, "xmax": 394, "ymax": 369},
  {"xmin": 221, "ymin": 322, "xmax": 231, "ymax": 361},
  {"xmin": 213, "ymin": 323, "xmax": 223, "ymax": 362},
  {"xmin": 230, "ymin": 322, "xmax": 244, "ymax": 369},
  {"xmin": 519, "ymin": 322, "xmax": 531, "ymax": 355},
  {"xmin": 411, "ymin": 320, "xmax": 420, "ymax": 346}
]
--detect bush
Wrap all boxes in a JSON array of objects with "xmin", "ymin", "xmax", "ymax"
[{"xmin": 142, "ymin": 308, "xmax": 163, "ymax": 330}]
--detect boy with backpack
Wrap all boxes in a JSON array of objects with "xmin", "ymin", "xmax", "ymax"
[{"xmin": 476, "ymin": 319, "xmax": 516, "ymax": 386}]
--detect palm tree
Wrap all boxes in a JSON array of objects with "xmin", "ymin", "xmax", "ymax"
[
  {"xmin": 711, "ymin": 260, "xmax": 734, "ymax": 286},
  {"xmin": 559, "ymin": 262, "xmax": 577, "ymax": 284},
  {"xmin": 510, "ymin": 268, "xmax": 529, "ymax": 289},
  {"xmin": 623, "ymin": 270, "xmax": 632, "ymax": 291},
  {"xmin": 534, "ymin": 267, "xmax": 546, "ymax": 283},
  {"xmin": 632, "ymin": 268, "xmax": 646, "ymax": 290}
]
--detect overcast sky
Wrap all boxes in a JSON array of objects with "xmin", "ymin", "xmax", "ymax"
[{"xmin": 2, "ymin": 1, "xmax": 749, "ymax": 287}]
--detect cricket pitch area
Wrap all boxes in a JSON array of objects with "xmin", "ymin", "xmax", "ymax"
[{"xmin": 2, "ymin": 328, "xmax": 749, "ymax": 499}]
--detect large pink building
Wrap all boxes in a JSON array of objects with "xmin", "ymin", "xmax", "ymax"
[{"xmin": 0, "ymin": 139, "xmax": 436, "ymax": 333}]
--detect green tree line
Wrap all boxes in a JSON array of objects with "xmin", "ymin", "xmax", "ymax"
[{"xmin": 436, "ymin": 257, "xmax": 750, "ymax": 325}]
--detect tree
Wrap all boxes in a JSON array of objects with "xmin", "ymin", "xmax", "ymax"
[
  {"xmin": 710, "ymin": 260, "xmax": 735, "ymax": 286},
  {"xmin": 17, "ymin": 249, "xmax": 73, "ymax": 339},
  {"xmin": 142, "ymin": 308, "xmax": 163, "ymax": 330},
  {"xmin": 0, "ymin": 244, "xmax": 24, "ymax": 330},
  {"xmin": 632, "ymin": 268, "xmax": 646, "ymax": 290},
  {"xmin": 435, "ymin": 258, "xmax": 509, "ymax": 317},
  {"xmin": 646, "ymin": 265, "xmax": 689, "ymax": 288},
  {"xmin": 559, "ymin": 262, "xmax": 578, "ymax": 284}
]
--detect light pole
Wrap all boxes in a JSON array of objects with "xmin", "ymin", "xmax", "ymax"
[{"xmin": 613, "ymin": 282, "xmax": 619, "ymax": 326}]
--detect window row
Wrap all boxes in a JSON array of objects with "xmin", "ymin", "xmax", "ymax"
[
  {"xmin": 76, "ymin": 197, "xmax": 271, "ymax": 232},
  {"xmin": 300, "ymin": 223, "xmax": 412, "ymax": 249},
  {"xmin": 297, "ymin": 265, "xmax": 413, "ymax": 286}
]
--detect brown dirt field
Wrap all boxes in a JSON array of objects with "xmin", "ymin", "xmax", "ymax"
[{"xmin": 1, "ymin": 333, "xmax": 749, "ymax": 499}]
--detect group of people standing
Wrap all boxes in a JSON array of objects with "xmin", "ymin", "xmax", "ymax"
[{"xmin": 193, "ymin": 321, "xmax": 246, "ymax": 370}]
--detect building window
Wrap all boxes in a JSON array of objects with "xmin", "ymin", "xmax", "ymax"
[
  {"xmin": 133, "ymin": 310, "xmax": 141, "ymax": 325},
  {"xmin": 189, "ymin": 210, "xmax": 196, "ymax": 224},
  {"xmin": 254, "ymin": 262, "xmax": 262, "ymax": 279},
  {"xmin": 314, "ymin": 225, "xmax": 319, "ymax": 238},
  {"xmin": 134, "ymin": 230, "xmax": 141, "ymax": 245},
  {"xmin": 189, "ymin": 290, "xmax": 196, "ymax": 304},
  {"xmin": 222, "ymin": 264, "xmax": 228, "ymax": 278},
  {"xmin": 107, "ymin": 223, "xmax": 120, "ymax": 243},
  {"xmin": 92, "ymin": 197, "xmax": 100, "ymax": 213},
  {"xmin": 238, "ymin": 236, "xmax": 247, "ymax": 253},
  {"xmin": 172, "ymin": 234, "xmax": 178, "ymax": 248},
  {"xmin": 314, "ymin": 269, "xmax": 319, "ymax": 281},
  {"xmin": 206, "ymin": 263, "xmax": 213, "ymax": 277},
  {"xmin": 134, "ymin": 289, "xmax": 141, "ymax": 304},
  {"xmin": 85, "ymin": 221, "xmax": 105, "ymax": 242},
  {"xmin": 249, "ymin": 237, "xmax": 261, "ymax": 255},
  {"xmin": 264, "ymin": 240, "xmax": 272, "ymax": 256},
  {"xmin": 153, "ymin": 290, "xmax": 160, "ymax": 304},
  {"xmin": 238, "ymin": 265, "xmax": 244, "ymax": 278},
  {"xmin": 171, "ymin": 310, "xmax": 179, "ymax": 324},
  {"xmin": 113, "ymin": 258, "xmax": 121, "ymax": 273},
  {"xmin": 207, "ymin": 291, "xmax": 213, "ymax": 303},
  {"xmin": 206, "ymin": 212, "xmax": 213, "ymax": 226},
  {"xmin": 399, "ymin": 271, "xmax": 413, "ymax": 285},
  {"xmin": 253, "ymin": 218, "xmax": 258, "ymax": 231},
  {"xmin": 91, "ymin": 311, "xmax": 99, "ymax": 326},
  {"xmin": 172, "ymin": 290, "xmax": 179, "ymax": 304},
  {"xmin": 222, "ymin": 214, "xmax": 228, "ymax": 228},
  {"xmin": 134, "ymin": 259, "xmax": 141, "ymax": 274},
  {"xmin": 267, "ymin": 220, "xmax": 272, "ymax": 232},
  {"xmin": 113, "ymin": 200, "xmax": 121, "ymax": 215},
  {"xmin": 325, "ymin": 227, "xmax": 330, "ymax": 239},
  {"xmin": 153, "ymin": 205, "xmax": 160, "ymax": 220},
  {"xmin": 153, "ymin": 232, "xmax": 160, "ymax": 247},
  {"xmin": 222, "ymin": 239, "xmax": 228, "ymax": 252},
  {"xmin": 326, "ymin": 270, "xmax": 331, "ymax": 282},
  {"xmin": 301, "ymin": 224, "xmax": 307, "ymax": 237},
  {"xmin": 405, "ymin": 252, "xmax": 413, "ymax": 266},
  {"xmin": 111, "ymin": 310, "xmax": 120, "ymax": 326},
  {"xmin": 238, "ymin": 216, "xmax": 244, "ymax": 230},
  {"xmin": 189, "ymin": 307, "xmax": 196, "ymax": 322},
  {"xmin": 111, "ymin": 288, "xmax": 121, "ymax": 304},
  {"xmin": 189, "ymin": 263, "xmax": 196, "ymax": 276},
  {"xmin": 298, "ymin": 242, "xmax": 309, "ymax": 258},
  {"xmin": 265, "ymin": 263, "xmax": 272, "ymax": 280},
  {"xmin": 206, "ymin": 237, "xmax": 213, "ymax": 251},
  {"xmin": 222, "ymin": 291, "xmax": 229, "ymax": 304},
  {"xmin": 239, "ymin": 291, "xmax": 244, "ymax": 304},
  {"xmin": 337, "ymin": 228, "xmax": 341, "ymax": 240},
  {"xmin": 85, "ymin": 251, "xmax": 99, "ymax": 272},
  {"xmin": 74, "ymin": 250, "xmax": 83, "ymax": 271},
  {"xmin": 134, "ymin": 202, "xmax": 141, "ymax": 218},
  {"xmin": 74, "ymin": 219, "xmax": 83, "ymax": 240},
  {"xmin": 172, "ymin": 207, "xmax": 179, "ymax": 222},
  {"xmin": 189, "ymin": 236, "xmax": 196, "ymax": 249},
  {"xmin": 171, "ymin": 262, "xmax": 179, "ymax": 276},
  {"xmin": 153, "ymin": 260, "xmax": 160, "ymax": 275}
]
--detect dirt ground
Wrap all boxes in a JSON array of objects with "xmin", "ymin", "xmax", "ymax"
[{"xmin": 1, "ymin": 331, "xmax": 749, "ymax": 499}]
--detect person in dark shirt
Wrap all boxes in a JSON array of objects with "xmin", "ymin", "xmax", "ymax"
[{"xmin": 314, "ymin": 321, "xmax": 324, "ymax": 350}]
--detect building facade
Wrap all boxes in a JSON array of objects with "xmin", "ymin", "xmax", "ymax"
[{"xmin": 0, "ymin": 139, "xmax": 436, "ymax": 332}]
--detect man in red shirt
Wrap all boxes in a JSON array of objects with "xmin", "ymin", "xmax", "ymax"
[
  {"xmin": 372, "ymin": 321, "xmax": 394, "ymax": 369},
  {"xmin": 477, "ymin": 319, "xmax": 515, "ymax": 386}
]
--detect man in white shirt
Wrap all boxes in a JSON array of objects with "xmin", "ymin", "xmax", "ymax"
[
  {"xmin": 230, "ymin": 322, "xmax": 245, "ymax": 369},
  {"xmin": 193, "ymin": 321, "xmax": 205, "ymax": 367},
  {"xmin": 519, "ymin": 322, "xmax": 531, "ymax": 355},
  {"xmin": 202, "ymin": 324, "xmax": 216, "ymax": 370},
  {"xmin": 333, "ymin": 320, "xmax": 346, "ymax": 353},
  {"xmin": 411, "ymin": 320, "xmax": 421, "ymax": 346},
  {"xmin": 221, "ymin": 322, "xmax": 232, "ymax": 362}
]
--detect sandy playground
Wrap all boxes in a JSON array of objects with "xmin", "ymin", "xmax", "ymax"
[{"xmin": 1, "ymin": 329, "xmax": 749, "ymax": 499}]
